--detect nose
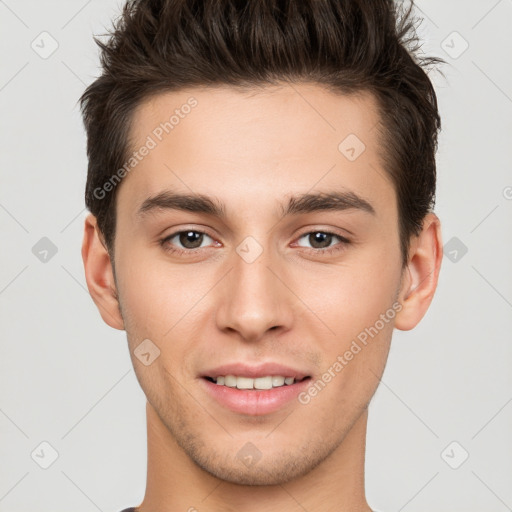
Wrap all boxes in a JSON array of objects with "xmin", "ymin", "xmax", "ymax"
[{"xmin": 214, "ymin": 245, "xmax": 294, "ymax": 343}]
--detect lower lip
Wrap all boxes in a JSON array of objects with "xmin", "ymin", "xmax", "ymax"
[{"xmin": 200, "ymin": 377, "xmax": 312, "ymax": 416}]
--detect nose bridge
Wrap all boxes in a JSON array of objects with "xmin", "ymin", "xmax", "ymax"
[{"xmin": 215, "ymin": 237, "xmax": 292, "ymax": 340}]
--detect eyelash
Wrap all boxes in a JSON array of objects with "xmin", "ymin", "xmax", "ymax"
[{"xmin": 159, "ymin": 229, "xmax": 351, "ymax": 257}]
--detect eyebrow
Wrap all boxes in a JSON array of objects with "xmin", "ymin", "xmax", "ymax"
[{"xmin": 136, "ymin": 189, "xmax": 376, "ymax": 220}]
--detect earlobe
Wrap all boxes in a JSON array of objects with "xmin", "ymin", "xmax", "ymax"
[
  {"xmin": 394, "ymin": 213, "xmax": 443, "ymax": 331},
  {"xmin": 81, "ymin": 213, "xmax": 125, "ymax": 330}
]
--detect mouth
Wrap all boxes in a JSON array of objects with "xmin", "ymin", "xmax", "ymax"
[
  {"xmin": 203, "ymin": 374, "xmax": 311, "ymax": 389},
  {"xmin": 200, "ymin": 374, "xmax": 312, "ymax": 416}
]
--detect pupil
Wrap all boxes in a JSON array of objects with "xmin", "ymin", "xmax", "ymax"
[
  {"xmin": 311, "ymin": 232, "xmax": 330, "ymax": 248},
  {"xmin": 180, "ymin": 231, "xmax": 202, "ymax": 248}
]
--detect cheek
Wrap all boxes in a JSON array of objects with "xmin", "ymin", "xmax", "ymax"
[
  {"xmin": 115, "ymin": 249, "xmax": 197, "ymax": 326},
  {"xmin": 291, "ymin": 245, "xmax": 400, "ymax": 408},
  {"xmin": 295, "ymin": 254, "xmax": 401, "ymax": 340},
  {"xmin": 300, "ymin": 286, "xmax": 395, "ymax": 425}
]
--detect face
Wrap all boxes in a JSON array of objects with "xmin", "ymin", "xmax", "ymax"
[{"xmin": 110, "ymin": 83, "xmax": 406, "ymax": 485}]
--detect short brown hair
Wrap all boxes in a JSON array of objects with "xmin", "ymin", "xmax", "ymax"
[{"xmin": 80, "ymin": 0, "xmax": 443, "ymax": 265}]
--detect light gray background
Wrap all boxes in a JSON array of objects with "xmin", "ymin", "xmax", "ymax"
[{"xmin": 1, "ymin": 1, "xmax": 511, "ymax": 511}]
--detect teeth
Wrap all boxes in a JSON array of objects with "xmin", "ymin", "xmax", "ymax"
[
  {"xmin": 272, "ymin": 376, "xmax": 285, "ymax": 386},
  {"xmin": 214, "ymin": 375, "xmax": 298, "ymax": 389},
  {"xmin": 254, "ymin": 376, "xmax": 272, "ymax": 390},
  {"xmin": 224, "ymin": 375, "xmax": 237, "ymax": 387}
]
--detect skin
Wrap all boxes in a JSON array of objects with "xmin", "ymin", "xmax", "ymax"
[{"xmin": 82, "ymin": 83, "xmax": 443, "ymax": 512}]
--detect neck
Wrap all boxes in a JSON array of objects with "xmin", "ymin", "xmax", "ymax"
[{"xmin": 136, "ymin": 402, "xmax": 372, "ymax": 512}]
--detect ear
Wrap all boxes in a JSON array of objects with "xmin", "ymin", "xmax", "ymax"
[
  {"xmin": 81, "ymin": 213, "xmax": 124, "ymax": 330},
  {"xmin": 395, "ymin": 212, "xmax": 443, "ymax": 331}
]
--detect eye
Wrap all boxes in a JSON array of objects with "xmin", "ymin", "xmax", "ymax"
[
  {"xmin": 160, "ymin": 230, "xmax": 217, "ymax": 254},
  {"xmin": 160, "ymin": 228, "xmax": 350, "ymax": 257},
  {"xmin": 295, "ymin": 230, "xmax": 350, "ymax": 254}
]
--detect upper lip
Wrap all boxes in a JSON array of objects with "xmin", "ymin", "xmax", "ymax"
[{"xmin": 200, "ymin": 362, "xmax": 311, "ymax": 380}]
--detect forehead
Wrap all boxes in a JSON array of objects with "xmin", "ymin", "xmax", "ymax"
[{"xmin": 119, "ymin": 83, "xmax": 394, "ymax": 220}]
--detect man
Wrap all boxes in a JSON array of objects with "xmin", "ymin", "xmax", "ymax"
[{"xmin": 80, "ymin": 0, "xmax": 443, "ymax": 510}]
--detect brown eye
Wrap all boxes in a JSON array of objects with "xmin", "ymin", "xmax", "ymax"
[
  {"xmin": 162, "ymin": 230, "xmax": 215, "ymax": 253},
  {"xmin": 307, "ymin": 232, "xmax": 334, "ymax": 249},
  {"xmin": 296, "ymin": 231, "xmax": 348, "ymax": 250},
  {"xmin": 177, "ymin": 231, "xmax": 204, "ymax": 249}
]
